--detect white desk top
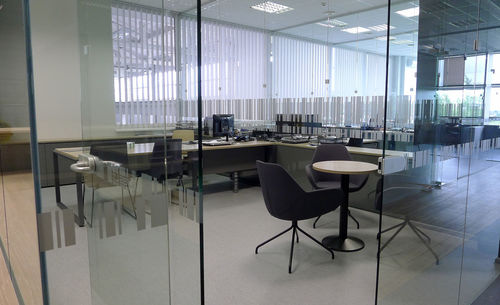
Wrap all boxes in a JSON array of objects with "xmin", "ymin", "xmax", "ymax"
[
  {"xmin": 312, "ymin": 160, "xmax": 378, "ymax": 175},
  {"xmin": 54, "ymin": 140, "xmax": 413, "ymax": 161},
  {"xmin": 54, "ymin": 143, "xmax": 154, "ymax": 160}
]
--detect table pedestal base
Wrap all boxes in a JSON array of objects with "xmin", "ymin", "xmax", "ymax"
[{"xmin": 322, "ymin": 235, "xmax": 365, "ymax": 252}]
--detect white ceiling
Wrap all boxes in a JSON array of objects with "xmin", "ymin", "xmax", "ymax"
[
  {"xmin": 129, "ymin": 0, "xmax": 420, "ymax": 56},
  {"xmin": 192, "ymin": 0, "xmax": 420, "ymax": 56},
  {"xmin": 280, "ymin": 6, "xmax": 418, "ymax": 56},
  {"xmin": 194, "ymin": 0, "xmax": 391, "ymax": 31}
]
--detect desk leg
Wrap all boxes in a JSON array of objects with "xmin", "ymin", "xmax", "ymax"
[
  {"xmin": 75, "ymin": 173, "xmax": 85, "ymax": 227},
  {"xmin": 233, "ymin": 171, "xmax": 239, "ymax": 193},
  {"xmin": 53, "ymin": 152, "xmax": 61, "ymax": 203},
  {"xmin": 191, "ymin": 162, "xmax": 198, "ymax": 192},
  {"xmin": 322, "ymin": 174, "xmax": 365, "ymax": 252}
]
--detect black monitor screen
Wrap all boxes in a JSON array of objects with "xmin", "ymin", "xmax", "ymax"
[{"xmin": 213, "ymin": 114, "xmax": 234, "ymax": 137}]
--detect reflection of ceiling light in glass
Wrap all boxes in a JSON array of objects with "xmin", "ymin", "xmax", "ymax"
[
  {"xmin": 392, "ymin": 39, "xmax": 415, "ymax": 45},
  {"xmin": 341, "ymin": 27, "xmax": 370, "ymax": 34},
  {"xmin": 316, "ymin": 19, "xmax": 348, "ymax": 28},
  {"xmin": 395, "ymin": 7, "xmax": 420, "ymax": 18},
  {"xmin": 369, "ymin": 24, "xmax": 395, "ymax": 31},
  {"xmin": 202, "ymin": 1, "xmax": 219, "ymax": 10},
  {"xmin": 376, "ymin": 36, "xmax": 396, "ymax": 41},
  {"xmin": 251, "ymin": 1, "xmax": 294, "ymax": 14}
]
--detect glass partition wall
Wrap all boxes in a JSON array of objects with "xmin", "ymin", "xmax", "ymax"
[
  {"xmin": 378, "ymin": 1, "xmax": 500, "ymax": 305},
  {"xmin": 5, "ymin": 0, "xmax": 498, "ymax": 304},
  {"xmin": 199, "ymin": 1, "xmax": 389, "ymax": 305},
  {"xmin": 459, "ymin": 1, "xmax": 500, "ymax": 304},
  {"xmin": 32, "ymin": 0, "xmax": 203, "ymax": 304},
  {"xmin": 0, "ymin": 1, "xmax": 43, "ymax": 305}
]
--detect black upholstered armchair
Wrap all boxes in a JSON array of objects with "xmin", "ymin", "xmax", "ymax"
[{"xmin": 255, "ymin": 161, "xmax": 343, "ymax": 273}]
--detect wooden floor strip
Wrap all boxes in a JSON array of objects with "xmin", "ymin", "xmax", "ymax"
[{"xmin": 0, "ymin": 245, "xmax": 19, "ymax": 305}]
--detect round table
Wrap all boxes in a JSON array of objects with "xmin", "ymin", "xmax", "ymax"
[{"xmin": 312, "ymin": 160, "xmax": 378, "ymax": 252}]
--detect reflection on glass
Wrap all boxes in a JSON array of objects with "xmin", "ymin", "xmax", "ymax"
[
  {"xmin": 379, "ymin": 1, "xmax": 500, "ymax": 305},
  {"xmin": 436, "ymin": 89, "xmax": 484, "ymax": 118},
  {"xmin": 0, "ymin": 0, "xmax": 43, "ymax": 304}
]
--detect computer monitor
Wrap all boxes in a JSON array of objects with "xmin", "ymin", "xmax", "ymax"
[{"xmin": 213, "ymin": 114, "xmax": 234, "ymax": 139}]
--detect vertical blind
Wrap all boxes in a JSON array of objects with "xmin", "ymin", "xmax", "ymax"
[
  {"xmin": 271, "ymin": 35, "xmax": 329, "ymax": 98},
  {"xmin": 111, "ymin": 4, "xmax": 413, "ymax": 128},
  {"xmin": 332, "ymin": 48, "xmax": 386, "ymax": 97},
  {"xmin": 112, "ymin": 3, "xmax": 176, "ymax": 127},
  {"xmin": 179, "ymin": 17, "xmax": 269, "ymax": 122}
]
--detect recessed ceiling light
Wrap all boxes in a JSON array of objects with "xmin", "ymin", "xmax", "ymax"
[
  {"xmin": 341, "ymin": 27, "xmax": 370, "ymax": 34},
  {"xmin": 368, "ymin": 24, "xmax": 396, "ymax": 32},
  {"xmin": 316, "ymin": 19, "xmax": 348, "ymax": 28},
  {"xmin": 376, "ymin": 36, "xmax": 396, "ymax": 41},
  {"xmin": 251, "ymin": 1, "xmax": 294, "ymax": 14},
  {"xmin": 395, "ymin": 7, "xmax": 419, "ymax": 18},
  {"xmin": 392, "ymin": 39, "xmax": 414, "ymax": 45}
]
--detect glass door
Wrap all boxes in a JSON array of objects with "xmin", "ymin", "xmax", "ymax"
[{"xmin": 33, "ymin": 0, "xmax": 203, "ymax": 304}]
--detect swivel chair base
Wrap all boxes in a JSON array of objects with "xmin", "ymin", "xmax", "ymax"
[
  {"xmin": 255, "ymin": 220, "xmax": 335, "ymax": 273},
  {"xmin": 377, "ymin": 216, "xmax": 439, "ymax": 265}
]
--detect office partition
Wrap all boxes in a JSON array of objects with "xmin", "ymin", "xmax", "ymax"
[
  {"xmin": 31, "ymin": 0, "xmax": 204, "ymax": 304},
  {"xmin": 199, "ymin": 1, "xmax": 388, "ymax": 304},
  {"xmin": 377, "ymin": 1, "xmax": 500, "ymax": 305},
  {"xmin": 0, "ymin": 1, "xmax": 44, "ymax": 304},
  {"xmin": 5, "ymin": 0, "xmax": 499, "ymax": 304}
]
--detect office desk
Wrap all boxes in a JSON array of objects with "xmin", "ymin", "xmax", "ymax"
[
  {"xmin": 53, "ymin": 141, "xmax": 408, "ymax": 226},
  {"xmin": 53, "ymin": 144, "xmax": 154, "ymax": 227}
]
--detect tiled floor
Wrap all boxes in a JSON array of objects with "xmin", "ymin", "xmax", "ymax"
[
  {"xmin": 40, "ymin": 179, "xmax": 499, "ymax": 305},
  {"xmin": 26, "ymin": 147, "xmax": 500, "ymax": 305}
]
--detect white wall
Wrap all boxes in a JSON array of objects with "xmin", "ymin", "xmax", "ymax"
[
  {"xmin": 31, "ymin": 0, "xmax": 155, "ymax": 141},
  {"xmin": 77, "ymin": 0, "xmax": 119, "ymax": 139},
  {"xmin": 31, "ymin": 0, "xmax": 83, "ymax": 141}
]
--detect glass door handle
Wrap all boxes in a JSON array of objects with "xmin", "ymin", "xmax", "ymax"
[
  {"xmin": 70, "ymin": 161, "xmax": 92, "ymax": 173},
  {"xmin": 70, "ymin": 153, "xmax": 97, "ymax": 173}
]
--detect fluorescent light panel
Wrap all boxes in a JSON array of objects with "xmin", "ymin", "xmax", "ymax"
[
  {"xmin": 368, "ymin": 24, "xmax": 395, "ymax": 32},
  {"xmin": 392, "ymin": 39, "xmax": 414, "ymax": 45},
  {"xmin": 341, "ymin": 26, "xmax": 370, "ymax": 34},
  {"xmin": 395, "ymin": 7, "xmax": 419, "ymax": 18},
  {"xmin": 316, "ymin": 19, "xmax": 348, "ymax": 28},
  {"xmin": 251, "ymin": 1, "xmax": 294, "ymax": 14},
  {"xmin": 376, "ymin": 36, "xmax": 396, "ymax": 41}
]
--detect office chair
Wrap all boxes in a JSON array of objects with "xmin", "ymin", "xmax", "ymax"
[
  {"xmin": 256, "ymin": 161, "xmax": 342, "ymax": 273},
  {"xmin": 346, "ymin": 138, "xmax": 363, "ymax": 147},
  {"xmin": 375, "ymin": 178, "xmax": 439, "ymax": 265},
  {"xmin": 85, "ymin": 141, "xmax": 137, "ymax": 226},
  {"xmin": 140, "ymin": 139, "xmax": 184, "ymax": 188},
  {"xmin": 305, "ymin": 144, "xmax": 368, "ymax": 228}
]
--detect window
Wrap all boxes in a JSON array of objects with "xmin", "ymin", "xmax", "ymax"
[
  {"xmin": 111, "ymin": 4, "xmax": 403, "ymax": 128},
  {"xmin": 436, "ymin": 54, "xmax": 487, "ymax": 122}
]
